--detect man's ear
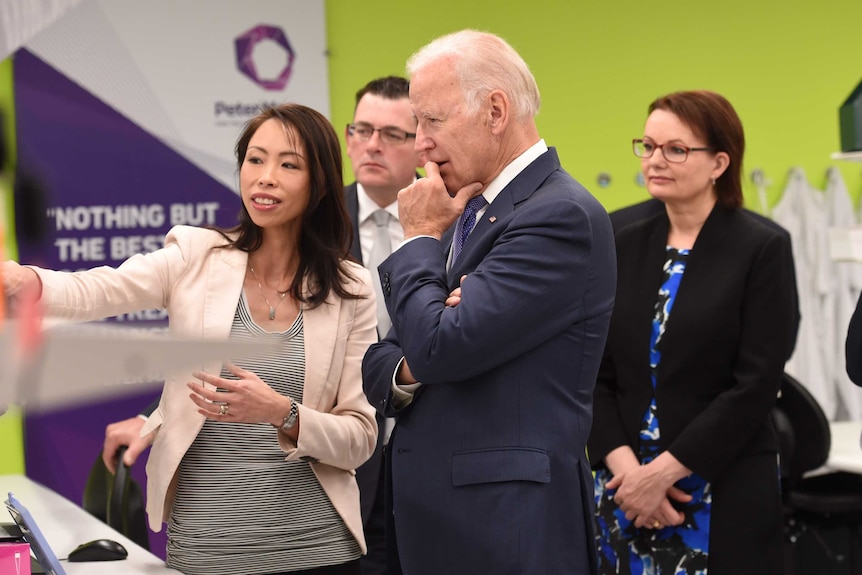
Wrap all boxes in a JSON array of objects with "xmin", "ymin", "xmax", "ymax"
[{"xmin": 487, "ymin": 89, "xmax": 509, "ymax": 135}]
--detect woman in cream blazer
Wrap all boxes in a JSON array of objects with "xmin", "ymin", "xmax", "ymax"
[{"xmin": 3, "ymin": 104, "xmax": 378, "ymax": 575}]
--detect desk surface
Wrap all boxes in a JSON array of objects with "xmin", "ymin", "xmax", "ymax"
[
  {"xmin": 1, "ymin": 474, "xmax": 179, "ymax": 574},
  {"xmin": 825, "ymin": 421, "xmax": 862, "ymax": 474}
]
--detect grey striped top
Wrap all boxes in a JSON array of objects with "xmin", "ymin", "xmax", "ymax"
[{"xmin": 165, "ymin": 291, "xmax": 361, "ymax": 575}]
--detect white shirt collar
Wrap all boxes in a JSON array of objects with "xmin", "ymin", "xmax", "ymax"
[
  {"xmin": 356, "ymin": 182, "xmax": 404, "ymax": 224},
  {"xmin": 479, "ymin": 139, "xmax": 548, "ymax": 205}
]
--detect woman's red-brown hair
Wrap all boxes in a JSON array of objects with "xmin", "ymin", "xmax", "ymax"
[{"xmin": 649, "ymin": 90, "xmax": 745, "ymax": 209}]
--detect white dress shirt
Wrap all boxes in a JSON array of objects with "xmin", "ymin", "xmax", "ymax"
[
  {"xmin": 356, "ymin": 183, "xmax": 408, "ymax": 442},
  {"xmin": 356, "ymin": 183, "xmax": 404, "ymax": 266}
]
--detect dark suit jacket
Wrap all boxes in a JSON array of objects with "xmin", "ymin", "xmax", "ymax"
[
  {"xmin": 608, "ymin": 198, "xmax": 800, "ymax": 361},
  {"xmin": 589, "ymin": 204, "xmax": 795, "ymax": 571},
  {"xmin": 362, "ymin": 148, "xmax": 615, "ymax": 575}
]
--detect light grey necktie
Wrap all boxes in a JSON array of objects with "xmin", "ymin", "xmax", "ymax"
[
  {"xmin": 368, "ymin": 209, "xmax": 392, "ymax": 337},
  {"xmin": 369, "ymin": 209, "xmax": 397, "ymax": 444}
]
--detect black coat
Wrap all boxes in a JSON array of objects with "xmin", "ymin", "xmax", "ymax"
[{"xmin": 590, "ymin": 203, "xmax": 795, "ymax": 574}]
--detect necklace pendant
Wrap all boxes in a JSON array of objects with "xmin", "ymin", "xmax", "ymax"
[{"xmin": 269, "ymin": 306, "xmax": 276, "ymax": 320}]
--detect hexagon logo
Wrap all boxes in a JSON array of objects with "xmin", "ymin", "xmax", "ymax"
[{"xmin": 234, "ymin": 25, "xmax": 295, "ymax": 91}]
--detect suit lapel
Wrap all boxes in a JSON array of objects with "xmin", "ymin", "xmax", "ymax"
[
  {"xmin": 660, "ymin": 204, "xmax": 733, "ymax": 342},
  {"xmin": 448, "ymin": 149, "xmax": 560, "ymax": 280},
  {"xmin": 345, "ymin": 182, "xmax": 363, "ymax": 263},
  {"xmin": 612, "ymin": 215, "xmax": 668, "ymax": 373}
]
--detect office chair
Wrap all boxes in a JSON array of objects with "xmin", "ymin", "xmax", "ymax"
[
  {"xmin": 774, "ymin": 372, "xmax": 862, "ymax": 575},
  {"xmin": 82, "ymin": 446, "xmax": 150, "ymax": 550}
]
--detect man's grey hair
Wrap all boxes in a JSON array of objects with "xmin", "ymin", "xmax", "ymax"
[{"xmin": 407, "ymin": 29, "xmax": 540, "ymax": 120}]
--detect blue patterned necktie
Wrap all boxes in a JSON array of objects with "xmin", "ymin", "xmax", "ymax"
[{"xmin": 452, "ymin": 194, "xmax": 488, "ymax": 263}]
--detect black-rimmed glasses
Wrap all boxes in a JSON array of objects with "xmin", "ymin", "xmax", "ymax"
[
  {"xmin": 633, "ymin": 139, "xmax": 714, "ymax": 163},
  {"xmin": 347, "ymin": 123, "xmax": 416, "ymax": 145}
]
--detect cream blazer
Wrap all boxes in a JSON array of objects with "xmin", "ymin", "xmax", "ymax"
[{"xmin": 34, "ymin": 225, "xmax": 378, "ymax": 552}]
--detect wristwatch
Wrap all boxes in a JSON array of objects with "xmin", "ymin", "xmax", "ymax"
[{"xmin": 278, "ymin": 399, "xmax": 299, "ymax": 431}]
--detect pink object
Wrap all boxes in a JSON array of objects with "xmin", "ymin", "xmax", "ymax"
[{"xmin": 0, "ymin": 541, "xmax": 31, "ymax": 575}]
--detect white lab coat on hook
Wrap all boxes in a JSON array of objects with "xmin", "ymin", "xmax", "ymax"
[{"xmin": 772, "ymin": 167, "xmax": 836, "ymax": 419}]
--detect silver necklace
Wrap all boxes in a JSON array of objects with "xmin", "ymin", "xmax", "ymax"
[{"xmin": 249, "ymin": 266, "xmax": 289, "ymax": 320}]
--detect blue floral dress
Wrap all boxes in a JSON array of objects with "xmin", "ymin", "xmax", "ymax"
[{"xmin": 594, "ymin": 247, "xmax": 713, "ymax": 575}]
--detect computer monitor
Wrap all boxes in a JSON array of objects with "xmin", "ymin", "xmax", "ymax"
[{"xmin": 4, "ymin": 492, "xmax": 67, "ymax": 575}]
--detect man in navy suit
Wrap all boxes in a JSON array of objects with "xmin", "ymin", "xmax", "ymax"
[{"xmin": 362, "ymin": 30, "xmax": 615, "ymax": 575}]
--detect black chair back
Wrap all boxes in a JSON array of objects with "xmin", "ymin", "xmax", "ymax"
[
  {"xmin": 82, "ymin": 446, "xmax": 149, "ymax": 550},
  {"xmin": 773, "ymin": 372, "xmax": 831, "ymax": 481}
]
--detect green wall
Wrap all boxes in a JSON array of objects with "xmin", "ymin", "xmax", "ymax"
[
  {"xmin": 326, "ymin": 0, "xmax": 862, "ymax": 211},
  {"xmin": 0, "ymin": 55, "xmax": 24, "ymax": 475},
  {"xmin": 0, "ymin": 405, "xmax": 24, "ymax": 474}
]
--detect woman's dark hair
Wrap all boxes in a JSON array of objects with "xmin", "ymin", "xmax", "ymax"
[
  {"xmin": 648, "ymin": 90, "xmax": 745, "ymax": 209},
  {"xmin": 216, "ymin": 103, "xmax": 358, "ymax": 308}
]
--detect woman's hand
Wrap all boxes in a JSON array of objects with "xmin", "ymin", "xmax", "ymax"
[
  {"xmin": 2, "ymin": 260, "xmax": 42, "ymax": 300},
  {"xmin": 187, "ymin": 362, "xmax": 292, "ymax": 427},
  {"xmin": 605, "ymin": 449, "xmax": 692, "ymax": 529},
  {"xmin": 644, "ymin": 486, "xmax": 692, "ymax": 529}
]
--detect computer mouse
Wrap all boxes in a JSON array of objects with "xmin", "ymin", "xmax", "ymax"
[{"xmin": 68, "ymin": 538, "xmax": 128, "ymax": 562}]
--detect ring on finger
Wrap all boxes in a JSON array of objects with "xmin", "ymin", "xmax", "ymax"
[
  {"xmin": 219, "ymin": 403, "xmax": 230, "ymax": 416},
  {"xmin": 652, "ymin": 519, "xmax": 661, "ymax": 529}
]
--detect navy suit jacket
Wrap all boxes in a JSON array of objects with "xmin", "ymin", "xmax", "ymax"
[{"xmin": 362, "ymin": 148, "xmax": 615, "ymax": 575}]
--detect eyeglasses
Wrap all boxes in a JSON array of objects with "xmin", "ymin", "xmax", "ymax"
[
  {"xmin": 632, "ymin": 139, "xmax": 714, "ymax": 163},
  {"xmin": 347, "ymin": 123, "xmax": 416, "ymax": 145}
]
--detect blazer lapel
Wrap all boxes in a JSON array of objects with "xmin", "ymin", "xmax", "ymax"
[
  {"xmin": 202, "ymin": 246, "xmax": 248, "ymax": 339},
  {"xmin": 344, "ymin": 182, "xmax": 363, "ymax": 263},
  {"xmin": 641, "ymin": 215, "xmax": 671, "ymax": 302},
  {"xmin": 660, "ymin": 203, "xmax": 733, "ymax": 339},
  {"xmin": 448, "ymin": 148, "xmax": 560, "ymax": 281},
  {"xmin": 298, "ymin": 282, "xmax": 340, "ymax": 411}
]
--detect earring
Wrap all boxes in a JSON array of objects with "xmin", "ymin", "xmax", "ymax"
[{"xmin": 711, "ymin": 177, "xmax": 716, "ymax": 186}]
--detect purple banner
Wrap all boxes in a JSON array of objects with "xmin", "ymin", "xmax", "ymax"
[{"xmin": 14, "ymin": 49, "xmax": 242, "ymax": 558}]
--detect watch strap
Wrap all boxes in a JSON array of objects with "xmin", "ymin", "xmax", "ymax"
[{"xmin": 280, "ymin": 398, "xmax": 299, "ymax": 431}]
